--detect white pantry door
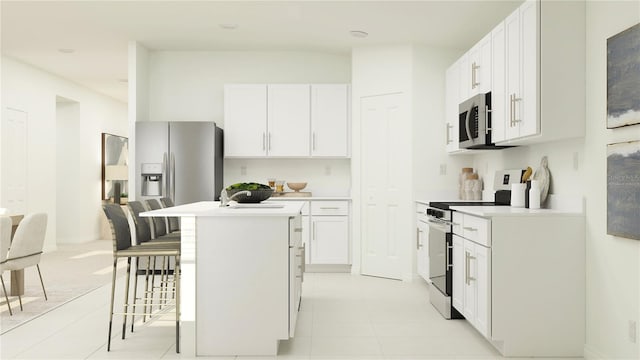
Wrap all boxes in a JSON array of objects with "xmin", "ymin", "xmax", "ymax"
[
  {"xmin": 1, "ymin": 108, "xmax": 28, "ymax": 214},
  {"xmin": 361, "ymin": 93, "xmax": 406, "ymax": 280}
]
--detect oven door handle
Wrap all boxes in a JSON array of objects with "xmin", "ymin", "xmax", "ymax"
[{"xmin": 427, "ymin": 218, "xmax": 453, "ymax": 227}]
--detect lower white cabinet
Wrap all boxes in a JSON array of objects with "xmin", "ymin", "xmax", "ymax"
[
  {"xmin": 415, "ymin": 202, "xmax": 430, "ymax": 281},
  {"xmin": 452, "ymin": 209, "xmax": 585, "ymax": 357},
  {"xmin": 289, "ymin": 216, "xmax": 304, "ymax": 336},
  {"xmin": 310, "ymin": 216, "xmax": 349, "ymax": 264}
]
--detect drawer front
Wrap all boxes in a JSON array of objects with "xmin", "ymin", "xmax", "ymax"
[
  {"xmin": 311, "ymin": 201, "xmax": 349, "ymax": 216},
  {"xmin": 416, "ymin": 203, "xmax": 428, "ymax": 223},
  {"xmin": 452, "ymin": 212, "xmax": 464, "ymax": 236},
  {"xmin": 462, "ymin": 214, "xmax": 491, "ymax": 247}
]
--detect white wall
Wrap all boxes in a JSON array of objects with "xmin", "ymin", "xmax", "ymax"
[
  {"xmin": 1, "ymin": 56, "xmax": 128, "ymax": 251},
  {"xmin": 412, "ymin": 45, "xmax": 472, "ymax": 202},
  {"xmin": 142, "ymin": 50, "xmax": 352, "ymax": 193},
  {"xmin": 583, "ymin": 2, "xmax": 639, "ymax": 358},
  {"xmin": 468, "ymin": 2, "xmax": 640, "ymax": 358}
]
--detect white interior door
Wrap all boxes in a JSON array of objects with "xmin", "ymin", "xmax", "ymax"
[
  {"xmin": 360, "ymin": 93, "xmax": 406, "ymax": 280},
  {"xmin": 1, "ymin": 108, "xmax": 28, "ymax": 214}
]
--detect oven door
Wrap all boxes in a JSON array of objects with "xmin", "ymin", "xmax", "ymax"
[{"xmin": 427, "ymin": 218, "xmax": 449, "ymax": 296}]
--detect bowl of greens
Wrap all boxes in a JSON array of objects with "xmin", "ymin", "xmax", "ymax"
[{"xmin": 225, "ymin": 182, "xmax": 274, "ymax": 203}]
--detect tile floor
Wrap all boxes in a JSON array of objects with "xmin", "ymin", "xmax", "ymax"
[{"xmin": 0, "ymin": 244, "xmax": 581, "ymax": 360}]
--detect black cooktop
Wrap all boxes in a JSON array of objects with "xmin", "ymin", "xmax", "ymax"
[{"xmin": 429, "ymin": 201, "xmax": 496, "ymax": 210}]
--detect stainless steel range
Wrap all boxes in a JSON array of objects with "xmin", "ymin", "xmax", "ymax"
[{"xmin": 426, "ymin": 201, "xmax": 495, "ymax": 319}]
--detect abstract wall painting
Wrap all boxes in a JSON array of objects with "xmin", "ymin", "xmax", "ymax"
[
  {"xmin": 607, "ymin": 22, "xmax": 640, "ymax": 129},
  {"xmin": 607, "ymin": 140, "xmax": 640, "ymax": 240}
]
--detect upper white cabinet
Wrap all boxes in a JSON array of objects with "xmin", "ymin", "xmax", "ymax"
[
  {"xmin": 311, "ymin": 84, "xmax": 350, "ymax": 157},
  {"xmin": 495, "ymin": 0, "xmax": 585, "ymax": 145},
  {"xmin": 267, "ymin": 84, "xmax": 311, "ymax": 157},
  {"xmin": 467, "ymin": 33, "xmax": 492, "ymax": 96},
  {"xmin": 224, "ymin": 84, "xmax": 268, "ymax": 157},
  {"xmin": 445, "ymin": 60, "xmax": 465, "ymax": 154},
  {"xmin": 224, "ymin": 83, "xmax": 350, "ymax": 158},
  {"xmin": 490, "ymin": 21, "xmax": 507, "ymax": 143}
]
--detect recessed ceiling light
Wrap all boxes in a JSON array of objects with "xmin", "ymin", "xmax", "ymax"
[
  {"xmin": 350, "ymin": 30, "xmax": 369, "ymax": 38},
  {"xmin": 58, "ymin": 48, "xmax": 75, "ymax": 54},
  {"xmin": 219, "ymin": 23, "xmax": 238, "ymax": 30}
]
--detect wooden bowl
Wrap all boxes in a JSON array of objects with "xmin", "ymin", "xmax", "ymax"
[{"xmin": 286, "ymin": 182, "xmax": 307, "ymax": 192}]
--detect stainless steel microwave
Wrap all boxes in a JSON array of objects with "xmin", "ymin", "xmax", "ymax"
[{"xmin": 458, "ymin": 92, "xmax": 494, "ymax": 149}]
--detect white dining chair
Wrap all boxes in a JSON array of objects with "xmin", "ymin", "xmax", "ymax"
[
  {"xmin": 0, "ymin": 213, "xmax": 48, "ymax": 311},
  {"xmin": 0, "ymin": 216, "xmax": 12, "ymax": 315}
]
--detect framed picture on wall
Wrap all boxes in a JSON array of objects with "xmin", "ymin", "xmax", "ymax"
[
  {"xmin": 607, "ymin": 140, "xmax": 640, "ymax": 240},
  {"xmin": 607, "ymin": 22, "xmax": 640, "ymax": 129},
  {"xmin": 101, "ymin": 133, "xmax": 128, "ymax": 202}
]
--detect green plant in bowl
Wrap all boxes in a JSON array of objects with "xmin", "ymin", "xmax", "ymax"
[{"xmin": 225, "ymin": 182, "xmax": 273, "ymax": 203}]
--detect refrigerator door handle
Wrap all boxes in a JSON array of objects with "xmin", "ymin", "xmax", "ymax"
[
  {"xmin": 162, "ymin": 152, "xmax": 169, "ymax": 197},
  {"xmin": 170, "ymin": 152, "xmax": 176, "ymax": 202}
]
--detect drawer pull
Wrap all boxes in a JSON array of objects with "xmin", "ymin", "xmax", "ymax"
[
  {"xmin": 294, "ymin": 228, "xmax": 302, "ymax": 233},
  {"xmin": 463, "ymin": 226, "xmax": 477, "ymax": 231},
  {"xmin": 320, "ymin": 207, "xmax": 340, "ymax": 210}
]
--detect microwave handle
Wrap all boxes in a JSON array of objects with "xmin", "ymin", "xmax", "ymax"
[
  {"xmin": 465, "ymin": 102, "xmax": 474, "ymax": 144},
  {"xmin": 485, "ymin": 105, "xmax": 492, "ymax": 135}
]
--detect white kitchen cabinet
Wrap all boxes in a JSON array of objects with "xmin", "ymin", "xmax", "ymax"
[
  {"xmin": 491, "ymin": 21, "xmax": 506, "ymax": 143},
  {"xmin": 310, "ymin": 216, "xmax": 349, "ymax": 264},
  {"xmin": 467, "ymin": 33, "xmax": 492, "ymax": 96},
  {"xmin": 445, "ymin": 61, "xmax": 465, "ymax": 154},
  {"xmin": 223, "ymin": 84, "xmax": 268, "ymax": 157},
  {"xmin": 267, "ymin": 84, "xmax": 310, "ymax": 157},
  {"xmin": 452, "ymin": 213, "xmax": 491, "ymax": 339},
  {"xmin": 415, "ymin": 202, "xmax": 430, "ymax": 282},
  {"xmin": 496, "ymin": 0, "xmax": 585, "ymax": 145},
  {"xmin": 311, "ymin": 84, "xmax": 350, "ymax": 157},
  {"xmin": 224, "ymin": 83, "xmax": 350, "ymax": 158},
  {"xmin": 450, "ymin": 207, "xmax": 585, "ymax": 357}
]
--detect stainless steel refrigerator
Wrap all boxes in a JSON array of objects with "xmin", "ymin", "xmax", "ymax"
[{"xmin": 135, "ymin": 121, "xmax": 223, "ymax": 204}]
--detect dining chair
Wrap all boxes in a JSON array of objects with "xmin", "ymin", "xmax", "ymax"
[
  {"xmin": 0, "ymin": 213, "xmax": 48, "ymax": 312},
  {"xmin": 102, "ymin": 204, "xmax": 181, "ymax": 353},
  {"xmin": 159, "ymin": 197, "xmax": 180, "ymax": 233},
  {"xmin": 0, "ymin": 216, "xmax": 13, "ymax": 315}
]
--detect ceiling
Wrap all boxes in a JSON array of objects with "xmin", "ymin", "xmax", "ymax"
[{"xmin": 1, "ymin": 1, "xmax": 522, "ymax": 103}]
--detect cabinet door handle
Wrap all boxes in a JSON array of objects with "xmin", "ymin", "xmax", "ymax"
[
  {"xmin": 468, "ymin": 253, "xmax": 476, "ymax": 283},
  {"xmin": 465, "ymin": 251, "xmax": 470, "ymax": 285},
  {"xmin": 268, "ymin": 132, "xmax": 272, "ymax": 150},
  {"xmin": 312, "ymin": 132, "xmax": 317, "ymax": 151},
  {"xmin": 513, "ymin": 96, "xmax": 522, "ymax": 125},
  {"xmin": 463, "ymin": 226, "xmax": 477, "ymax": 231},
  {"xmin": 446, "ymin": 123, "xmax": 453, "ymax": 144},
  {"xmin": 262, "ymin": 132, "xmax": 266, "ymax": 151},
  {"xmin": 416, "ymin": 228, "xmax": 422, "ymax": 250},
  {"xmin": 471, "ymin": 62, "xmax": 480, "ymax": 89}
]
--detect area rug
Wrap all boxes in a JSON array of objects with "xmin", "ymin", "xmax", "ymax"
[{"xmin": 0, "ymin": 241, "xmax": 118, "ymax": 333}]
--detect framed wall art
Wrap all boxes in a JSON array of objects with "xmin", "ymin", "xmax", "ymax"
[
  {"xmin": 101, "ymin": 133, "xmax": 128, "ymax": 202},
  {"xmin": 607, "ymin": 140, "xmax": 640, "ymax": 240},
  {"xmin": 607, "ymin": 22, "xmax": 640, "ymax": 129}
]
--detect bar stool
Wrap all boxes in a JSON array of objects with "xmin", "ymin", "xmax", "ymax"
[
  {"xmin": 102, "ymin": 204, "xmax": 181, "ymax": 353},
  {"xmin": 159, "ymin": 197, "xmax": 180, "ymax": 233}
]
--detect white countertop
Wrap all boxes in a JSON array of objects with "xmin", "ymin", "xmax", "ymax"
[
  {"xmin": 139, "ymin": 200, "xmax": 305, "ymax": 217},
  {"xmin": 450, "ymin": 205, "xmax": 583, "ymax": 218}
]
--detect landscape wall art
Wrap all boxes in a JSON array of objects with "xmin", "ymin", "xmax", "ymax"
[
  {"xmin": 607, "ymin": 140, "xmax": 640, "ymax": 240},
  {"xmin": 607, "ymin": 22, "xmax": 640, "ymax": 129}
]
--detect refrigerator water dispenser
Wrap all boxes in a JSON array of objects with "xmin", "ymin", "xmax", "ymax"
[{"xmin": 141, "ymin": 163, "xmax": 163, "ymax": 196}]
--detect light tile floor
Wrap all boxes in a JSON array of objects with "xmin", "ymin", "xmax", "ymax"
[{"xmin": 1, "ymin": 251, "xmax": 581, "ymax": 360}]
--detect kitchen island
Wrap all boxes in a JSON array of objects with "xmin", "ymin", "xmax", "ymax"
[{"xmin": 140, "ymin": 201, "xmax": 305, "ymax": 357}]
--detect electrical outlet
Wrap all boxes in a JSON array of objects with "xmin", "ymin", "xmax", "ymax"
[
  {"xmin": 240, "ymin": 166, "xmax": 247, "ymax": 176},
  {"xmin": 573, "ymin": 152, "xmax": 579, "ymax": 170},
  {"xmin": 629, "ymin": 320, "xmax": 637, "ymax": 343},
  {"xmin": 440, "ymin": 164, "xmax": 447, "ymax": 175}
]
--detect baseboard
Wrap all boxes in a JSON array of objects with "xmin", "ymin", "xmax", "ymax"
[{"xmin": 305, "ymin": 264, "xmax": 351, "ymax": 273}]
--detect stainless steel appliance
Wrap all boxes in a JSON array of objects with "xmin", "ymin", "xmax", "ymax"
[
  {"xmin": 458, "ymin": 92, "xmax": 512, "ymax": 150},
  {"xmin": 135, "ymin": 122, "xmax": 223, "ymax": 204},
  {"xmin": 426, "ymin": 201, "xmax": 496, "ymax": 319}
]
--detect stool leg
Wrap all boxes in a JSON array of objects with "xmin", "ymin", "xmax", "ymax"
[
  {"xmin": 131, "ymin": 257, "xmax": 139, "ymax": 333},
  {"xmin": 1, "ymin": 275, "xmax": 13, "ymax": 316},
  {"xmin": 175, "ymin": 254, "xmax": 181, "ymax": 354},
  {"xmin": 150, "ymin": 256, "xmax": 157, "ymax": 314},
  {"xmin": 143, "ymin": 256, "xmax": 151, "ymax": 323},
  {"xmin": 159, "ymin": 256, "xmax": 166, "ymax": 310},
  {"xmin": 107, "ymin": 258, "xmax": 118, "ymax": 351},
  {"xmin": 121, "ymin": 257, "xmax": 132, "ymax": 340}
]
